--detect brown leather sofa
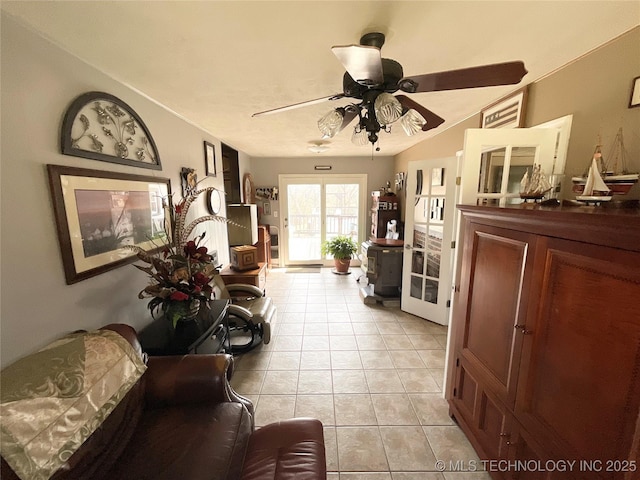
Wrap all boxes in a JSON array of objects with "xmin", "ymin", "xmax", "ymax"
[{"xmin": 0, "ymin": 324, "xmax": 326, "ymax": 480}]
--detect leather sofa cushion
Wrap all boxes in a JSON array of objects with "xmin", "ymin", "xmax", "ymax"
[
  {"xmin": 240, "ymin": 418, "xmax": 326, "ymax": 480},
  {"xmin": 105, "ymin": 402, "xmax": 253, "ymax": 480}
]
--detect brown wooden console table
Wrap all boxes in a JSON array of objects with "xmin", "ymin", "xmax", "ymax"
[{"xmin": 218, "ymin": 262, "xmax": 267, "ymax": 290}]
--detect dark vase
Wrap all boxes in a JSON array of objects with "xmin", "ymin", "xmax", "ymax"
[{"xmin": 165, "ymin": 299, "xmax": 201, "ymax": 328}]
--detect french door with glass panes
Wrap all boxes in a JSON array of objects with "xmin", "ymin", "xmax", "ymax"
[
  {"xmin": 401, "ymin": 158, "xmax": 458, "ymax": 325},
  {"xmin": 279, "ymin": 174, "xmax": 367, "ymax": 266}
]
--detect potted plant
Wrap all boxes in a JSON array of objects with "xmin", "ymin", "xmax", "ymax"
[
  {"xmin": 321, "ymin": 235, "xmax": 358, "ymax": 273},
  {"xmin": 124, "ymin": 187, "xmax": 230, "ymax": 327}
]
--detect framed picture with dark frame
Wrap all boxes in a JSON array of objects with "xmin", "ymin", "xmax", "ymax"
[
  {"xmin": 480, "ymin": 86, "xmax": 528, "ymax": 129},
  {"xmin": 47, "ymin": 164, "xmax": 171, "ymax": 284},
  {"xmin": 204, "ymin": 141, "xmax": 217, "ymax": 176}
]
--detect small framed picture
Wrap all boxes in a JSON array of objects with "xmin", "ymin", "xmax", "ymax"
[
  {"xmin": 263, "ymin": 202, "xmax": 271, "ymax": 216},
  {"xmin": 181, "ymin": 167, "xmax": 197, "ymax": 198},
  {"xmin": 481, "ymin": 86, "xmax": 528, "ymax": 129},
  {"xmin": 204, "ymin": 141, "xmax": 216, "ymax": 176},
  {"xmin": 629, "ymin": 76, "xmax": 640, "ymax": 108}
]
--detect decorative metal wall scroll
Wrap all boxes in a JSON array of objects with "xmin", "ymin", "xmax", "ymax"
[{"xmin": 61, "ymin": 92, "xmax": 161, "ymax": 169}]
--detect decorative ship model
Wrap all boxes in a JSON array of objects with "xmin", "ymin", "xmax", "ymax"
[
  {"xmin": 572, "ymin": 128, "xmax": 639, "ymax": 196},
  {"xmin": 520, "ymin": 164, "xmax": 552, "ymax": 201},
  {"xmin": 574, "ymin": 156, "xmax": 612, "ymax": 203}
]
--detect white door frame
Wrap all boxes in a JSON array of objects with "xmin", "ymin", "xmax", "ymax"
[
  {"xmin": 278, "ymin": 174, "xmax": 367, "ymax": 266},
  {"xmin": 401, "ymin": 156, "xmax": 459, "ymax": 325}
]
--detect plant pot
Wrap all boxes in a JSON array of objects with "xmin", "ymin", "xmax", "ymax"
[
  {"xmin": 165, "ymin": 299, "xmax": 201, "ymax": 328},
  {"xmin": 333, "ymin": 258, "xmax": 351, "ymax": 273}
]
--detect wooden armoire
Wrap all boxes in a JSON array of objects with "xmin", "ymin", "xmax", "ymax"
[{"xmin": 449, "ymin": 204, "xmax": 640, "ymax": 480}]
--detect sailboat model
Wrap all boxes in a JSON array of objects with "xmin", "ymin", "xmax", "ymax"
[
  {"xmin": 572, "ymin": 129, "xmax": 639, "ymax": 195},
  {"xmin": 520, "ymin": 164, "xmax": 552, "ymax": 200},
  {"xmin": 575, "ymin": 157, "xmax": 612, "ymax": 203}
]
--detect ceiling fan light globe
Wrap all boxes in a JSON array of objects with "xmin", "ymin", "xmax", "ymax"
[
  {"xmin": 318, "ymin": 109, "xmax": 344, "ymax": 138},
  {"xmin": 351, "ymin": 128, "xmax": 369, "ymax": 146},
  {"xmin": 308, "ymin": 144, "xmax": 329, "ymax": 153},
  {"xmin": 374, "ymin": 93, "xmax": 402, "ymax": 125},
  {"xmin": 401, "ymin": 109, "xmax": 427, "ymax": 136}
]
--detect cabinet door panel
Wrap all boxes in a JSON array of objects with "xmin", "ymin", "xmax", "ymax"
[
  {"xmin": 452, "ymin": 359, "xmax": 479, "ymax": 429},
  {"xmin": 452, "ymin": 358, "xmax": 511, "ymax": 462},
  {"xmin": 516, "ymin": 239, "xmax": 640, "ymax": 465},
  {"xmin": 477, "ymin": 387, "xmax": 510, "ymax": 461},
  {"xmin": 508, "ymin": 421, "xmax": 558, "ymax": 480},
  {"xmin": 459, "ymin": 224, "xmax": 537, "ymax": 407}
]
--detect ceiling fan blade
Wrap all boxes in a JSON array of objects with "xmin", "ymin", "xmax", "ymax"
[
  {"xmin": 400, "ymin": 61, "xmax": 527, "ymax": 93},
  {"xmin": 252, "ymin": 94, "xmax": 345, "ymax": 117},
  {"xmin": 332, "ymin": 45, "xmax": 384, "ymax": 86},
  {"xmin": 396, "ymin": 95, "xmax": 445, "ymax": 131}
]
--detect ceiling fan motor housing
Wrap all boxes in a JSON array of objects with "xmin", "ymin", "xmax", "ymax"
[
  {"xmin": 360, "ymin": 32, "xmax": 385, "ymax": 49},
  {"xmin": 342, "ymin": 58, "xmax": 404, "ymax": 97}
]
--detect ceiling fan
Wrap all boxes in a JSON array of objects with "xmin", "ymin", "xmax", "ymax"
[{"xmin": 252, "ymin": 32, "xmax": 527, "ymax": 148}]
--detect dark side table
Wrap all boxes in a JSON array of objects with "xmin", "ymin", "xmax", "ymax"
[{"xmin": 138, "ymin": 299, "xmax": 230, "ymax": 355}]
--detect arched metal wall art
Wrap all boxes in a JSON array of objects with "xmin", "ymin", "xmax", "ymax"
[{"xmin": 61, "ymin": 92, "xmax": 161, "ymax": 170}]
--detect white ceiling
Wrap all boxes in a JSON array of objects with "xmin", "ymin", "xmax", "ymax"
[{"xmin": 2, "ymin": 1, "xmax": 638, "ymax": 158}]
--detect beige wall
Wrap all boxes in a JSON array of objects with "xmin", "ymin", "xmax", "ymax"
[
  {"xmin": 526, "ymin": 27, "xmax": 640, "ymax": 194},
  {"xmin": 249, "ymin": 155, "xmax": 395, "ymax": 233},
  {"xmin": 395, "ymin": 27, "xmax": 640, "ymax": 202},
  {"xmin": 0, "ymin": 15, "xmax": 232, "ymax": 366}
]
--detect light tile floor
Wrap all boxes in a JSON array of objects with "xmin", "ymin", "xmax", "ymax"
[{"xmin": 230, "ymin": 268, "xmax": 490, "ymax": 480}]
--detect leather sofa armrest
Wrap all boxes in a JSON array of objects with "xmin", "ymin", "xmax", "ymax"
[{"xmin": 144, "ymin": 354, "xmax": 254, "ymax": 419}]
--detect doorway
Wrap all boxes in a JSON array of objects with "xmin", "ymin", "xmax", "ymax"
[{"xmin": 279, "ymin": 174, "xmax": 367, "ymax": 266}]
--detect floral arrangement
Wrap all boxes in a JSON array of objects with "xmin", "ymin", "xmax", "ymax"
[{"xmin": 124, "ymin": 186, "xmax": 229, "ymax": 326}]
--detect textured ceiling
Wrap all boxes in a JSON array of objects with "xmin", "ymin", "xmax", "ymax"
[{"xmin": 2, "ymin": 1, "xmax": 638, "ymax": 158}]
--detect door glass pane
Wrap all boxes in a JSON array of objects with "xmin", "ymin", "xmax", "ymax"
[
  {"xmin": 414, "ymin": 197, "xmax": 429, "ymax": 223},
  {"xmin": 429, "ymin": 197, "xmax": 445, "ymax": 224},
  {"xmin": 427, "ymin": 251, "xmax": 441, "ymax": 279},
  {"xmin": 411, "ymin": 250, "xmax": 424, "ymax": 274},
  {"xmin": 431, "ymin": 168, "xmax": 446, "ymax": 196},
  {"xmin": 410, "ymin": 275, "xmax": 423, "ymax": 299},
  {"xmin": 413, "ymin": 224, "xmax": 426, "ymax": 248},
  {"xmin": 424, "ymin": 279, "xmax": 439, "ymax": 304},
  {"xmin": 325, "ymin": 183, "xmax": 359, "ymax": 244},
  {"xmin": 479, "ymin": 147, "xmax": 507, "ymax": 194},
  {"xmin": 287, "ymin": 184, "xmax": 321, "ymax": 261},
  {"xmin": 510, "ymin": 146, "xmax": 537, "ymax": 195},
  {"xmin": 479, "ymin": 147, "xmax": 537, "ymax": 195},
  {"xmin": 427, "ymin": 226, "xmax": 443, "ymax": 279},
  {"xmin": 428, "ymin": 226, "xmax": 443, "ymax": 252},
  {"xmin": 416, "ymin": 169, "xmax": 428, "ymax": 195}
]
